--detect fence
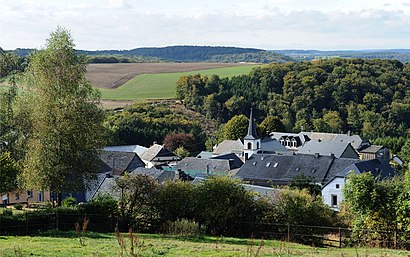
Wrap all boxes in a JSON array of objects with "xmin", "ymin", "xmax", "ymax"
[
  {"xmin": 230, "ymin": 221, "xmax": 407, "ymax": 249},
  {"xmin": 0, "ymin": 211, "xmax": 407, "ymax": 249},
  {"xmin": 0, "ymin": 211, "xmax": 117, "ymax": 235}
]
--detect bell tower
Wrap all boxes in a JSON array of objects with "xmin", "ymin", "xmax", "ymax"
[{"xmin": 243, "ymin": 108, "xmax": 261, "ymax": 160}]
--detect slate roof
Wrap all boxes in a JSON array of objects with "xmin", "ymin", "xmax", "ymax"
[
  {"xmin": 337, "ymin": 159, "xmax": 395, "ymax": 179},
  {"xmin": 140, "ymin": 144, "xmax": 180, "ymax": 162},
  {"xmin": 235, "ymin": 153, "xmax": 360, "ymax": 186},
  {"xmin": 103, "ymin": 145, "xmax": 148, "ymax": 156},
  {"xmin": 359, "ymin": 145, "xmax": 384, "ymax": 154},
  {"xmin": 196, "ymin": 151, "xmax": 214, "ymax": 159},
  {"xmin": 129, "ymin": 167, "xmax": 175, "ymax": 183},
  {"xmin": 211, "ymin": 153, "xmax": 244, "ymax": 169},
  {"xmin": 270, "ymin": 132, "xmax": 309, "ymax": 148},
  {"xmin": 244, "ymin": 109, "xmax": 259, "ymax": 140},
  {"xmin": 173, "ymin": 157, "xmax": 236, "ymax": 175},
  {"xmin": 260, "ymin": 138, "xmax": 289, "ymax": 153},
  {"xmin": 303, "ymin": 132, "xmax": 364, "ymax": 150},
  {"xmin": 99, "ymin": 151, "xmax": 145, "ymax": 175},
  {"xmin": 297, "ymin": 141, "xmax": 359, "ymax": 159},
  {"xmin": 213, "ymin": 139, "xmax": 244, "ymax": 155}
]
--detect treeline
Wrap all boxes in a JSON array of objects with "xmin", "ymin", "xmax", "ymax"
[
  {"xmin": 176, "ymin": 58, "xmax": 410, "ymax": 139},
  {"xmin": 208, "ymin": 51, "xmax": 294, "ymax": 64},
  {"xmin": 0, "ymin": 48, "xmax": 26, "ymax": 78},
  {"xmin": 79, "ymin": 46, "xmax": 264, "ymax": 62},
  {"xmin": 104, "ymin": 102, "xmax": 206, "ymax": 151},
  {"xmin": 87, "ymin": 54, "xmax": 168, "ymax": 64}
]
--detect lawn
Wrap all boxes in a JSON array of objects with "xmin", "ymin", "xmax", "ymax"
[
  {"xmin": 0, "ymin": 231, "xmax": 408, "ymax": 257},
  {"xmin": 99, "ymin": 65, "xmax": 260, "ymax": 100}
]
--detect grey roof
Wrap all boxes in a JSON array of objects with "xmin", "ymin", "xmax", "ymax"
[
  {"xmin": 93, "ymin": 176, "xmax": 120, "ymax": 199},
  {"xmin": 235, "ymin": 153, "xmax": 361, "ymax": 186},
  {"xmin": 303, "ymin": 132, "xmax": 363, "ymax": 150},
  {"xmin": 100, "ymin": 151, "xmax": 145, "ymax": 175},
  {"xmin": 270, "ymin": 132, "xmax": 309, "ymax": 148},
  {"xmin": 129, "ymin": 167, "xmax": 175, "ymax": 183},
  {"xmin": 359, "ymin": 145, "xmax": 384, "ymax": 154},
  {"xmin": 297, "ymin": 140, "xmax": 358, "ymax": 159},
  {"xmin": 244, "ymin": 108, "xmax": 259, "ymax": 140},
  {"xmin": 213, "ymin": 139, "xmax": 244, "ymax": 155},
  {"xmin": 85, "ymin": 173, "xmax": 112, "ymax": 202},
  {"xmin": 211, "ymin": 153, "xmax": 244, "ymax": 169},
  {"xmin": 260, "ymin": 138, "xmax": 289, "ymax": 153},
  {"xmin": 242, "ymin": 184, "xmax": 279, "ymax": 199},
  {"xmin": 103, "ymin": 145, "xmax": 148, "ymax": 155},
  {"xmin": 140, "ymin": 144, "xmax": 179, "ymax": 162},
  {"xmin": 337, "ymin": 159, "xmax": 395, "ymax": 179},
  {"xmin": 196, "ymin": 151, "xmax": 214, "ymax": 159},
  {"xmin": 174, "ymin": 157, "xmax": 236, "ymax": 175}
]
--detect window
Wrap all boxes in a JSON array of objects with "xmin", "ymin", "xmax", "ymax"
[
  {"xmin": 266, "ymin": 162, "xmax": 271, "ymax": 167},
  {"xmin": 38, "ymin": 192, "xmax": 43, "ymax": 202},
  {"xmin": 27, "ymin": 190, "xmax": 32, "ymax": 198},
  {"xmin": 331, "ymin": 194, "xmax": 338, "ymax": 207},
  {"xmin": 257, "ymin": 142, "xmax": 260, "ymax": 149},
  {"xmin": 247, "ymin": 142, "xmax": 252, "ymax": 149},
  {"xmin": 252, "ymin": 162, "xmax": 257, "ymax": 166},
  {"xmin": 336, "ymin": 184, "xmax": 340, "ymax": 189},
  {"xmin": 273, "ymin": 162, "xmax": 278, "ymax": 168}
]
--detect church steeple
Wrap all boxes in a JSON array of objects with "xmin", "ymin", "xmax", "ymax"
[
  {"xmin": 243, "ymin": 108, "xmax": 261, "ymax": 160},
  {"xmin": 244, "ymin": 108, "xmax": 259, "ymax": 140}
]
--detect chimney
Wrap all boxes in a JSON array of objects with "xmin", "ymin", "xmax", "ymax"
[
  {"xmin": 330, "ymin": 153, "xmax": 335, "ymax": 158},
  {"xmin": 315, "ymin": 153, "xmax": 320, "ymax": 158},
  {"xmin": 175, "ymin": 169, "xmax": 182, "ymax": 180}
]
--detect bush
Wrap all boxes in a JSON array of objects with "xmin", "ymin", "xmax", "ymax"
[
  {"xmin": 62, "ymin": 196, "xmax": 77, "ymax": 207},
  {"xmin": 166, "ymin": 219, "xmax": 205, "ymax": 237},
  {"xmin": 261, "ymin": 188, "xmax": 335, "ymax": 245},
  {"xmin": 2, "ymin": 208, "xmax": 13, "ymax": 216},
  {"xmin": 14, "ymin": 203, "xmax": 23, "ymax": 210},
  {"xmin": 79, "ymin": 194, "xmax": 118, "ymax": 216},
  {"xmin": 194, "ymin": 176, "xmax": 257, "ymax": 235}
]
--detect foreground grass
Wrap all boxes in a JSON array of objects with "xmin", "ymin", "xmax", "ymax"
[
  {"xmin": 0, "ymin": 231, "xmax": 409, "ymax": 257},
  {"xmin": 99, "ymin": 65, "xmax": 260, "ymax": 100}
]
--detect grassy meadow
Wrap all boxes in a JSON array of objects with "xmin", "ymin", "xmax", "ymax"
[
  {"xmin": 99, "ymin": 65, "xmax": 260, "ymax": 100},
  {"xmin": 0, "ymin": 231, "xmax": 409, "ymax": 257}
]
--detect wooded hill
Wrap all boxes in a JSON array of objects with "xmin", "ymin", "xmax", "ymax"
[
  {"xmin": 176, "ymin": 58, "xmax": 410, "ymax": 140},
  {"xmin": 13, "ymin": 46, "xmax": 293, "ymax": 64}
]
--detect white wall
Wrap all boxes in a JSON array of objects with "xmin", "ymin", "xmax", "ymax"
[{"xmin": 321, "ymin": 177, "xmax": 345, "ymax": 211}]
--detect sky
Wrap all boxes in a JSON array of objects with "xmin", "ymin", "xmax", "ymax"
[{"xmin": 1, "ymin": 0, "xmax": 410, "ymax": 50}]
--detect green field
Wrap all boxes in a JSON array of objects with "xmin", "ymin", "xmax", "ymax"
[
  {"xmin": 0, "ymin": 231, "xmax": 408, "ymax": 257},
  {"xmin": 99, "ymin": 65, "xmax": 260, "ymax": 100}
]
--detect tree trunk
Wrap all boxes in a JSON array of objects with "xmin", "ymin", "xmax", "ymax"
[{"xmin": 57, "ymin": 192, "xmax": 62, "ymax": 207}]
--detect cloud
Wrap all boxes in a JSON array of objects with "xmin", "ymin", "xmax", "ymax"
[{"xmin": 1, "ymin": 1, "xmax": 410, "ymax": 50}]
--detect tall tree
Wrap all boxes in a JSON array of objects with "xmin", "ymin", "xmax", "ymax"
[{"xmin": 20, "ymin": 28, "xmax": 105, "ymax": 206}]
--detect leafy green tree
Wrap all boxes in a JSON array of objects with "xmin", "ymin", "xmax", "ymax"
[
  {"xmin": 156, "ymin": 180, "xmax": 195, "ymax": 222},
  {"xmin": 322, "ymin": 111, "xmax": 344, "ymax": 133},
  {"xmin": 194, "ymin": 176, "xmax": 256, "ymax": 235},
  {"xmin": 175, "ymin": 146, "xmax": 190, "ymax": 158},
  {"xmin": 0, "ymin": 152, "xmax": 18, "ymax": 193},
  {"xmin": 399, "ymin": 140, "xmax": 410, "ymax": 167},
  {"xmin": 258, "ymin": 115, "xmax": 286, "ymax": 136},
  {"xmin": 20, "ymin": 28, "xmax": 106, "ymax": 206},
  {"xmin": 115, "ymin": 173, "xmax": 159, "ymax": 230},
  {"xmin": 223, "ymin": 114, "xmax": 249, "ymax": 140},
  {"xmin": 262, "ymin": 188, "xmax": 334, "ymax": 244}
]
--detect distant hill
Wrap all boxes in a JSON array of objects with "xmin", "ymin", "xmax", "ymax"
[
  {"xmin": 13, "ymin": 46, "xmax": 292, "ymax": 63},
  {"xmin": 79, "ymin": 46, "xmax": 264, "ymax": 62},
  {"xmin": 275, "ymin": 49, "xmax": 410, "ymax": 63}
]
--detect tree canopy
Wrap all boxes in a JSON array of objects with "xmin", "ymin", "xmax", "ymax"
[{"xmin": 19, "ymin": 28, "xmax": 105, "ymax": 204}]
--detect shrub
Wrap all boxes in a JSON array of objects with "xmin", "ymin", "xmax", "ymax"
[
  {"xmin": 62, "ymin": 196, "xmax": 77, "ymax": 207},
  {"xmin": 194, "ymin": 176, "xmax": 257, "ymax": 235},
  {"xmin": 2, "ymin": 208, "xmax": 13, "ymax": 216},
  {"xmin": 79, "ymin": 194, "xmax": 118, "ymax": 216},
  {"xmin": 14, "ymin": 204, "xmax": 23, "ymax": 210},
  {"xmin": 166, "ymin": 219, "xmax": 205, "ymax": 237}
]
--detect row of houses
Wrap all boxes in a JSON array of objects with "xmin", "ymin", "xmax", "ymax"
[{"xmin": 1, "ymin": 110, "xmax": 400, "ymax": 211}]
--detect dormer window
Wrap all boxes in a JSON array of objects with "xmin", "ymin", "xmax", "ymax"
[{"xmin": 247, "ymin": 142, "xmax": 252, "ymax": 149}]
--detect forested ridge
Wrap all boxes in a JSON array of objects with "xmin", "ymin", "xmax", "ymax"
[{"xmin": 176, "ymin": 58, "xmax": 410, "ymax": 139}]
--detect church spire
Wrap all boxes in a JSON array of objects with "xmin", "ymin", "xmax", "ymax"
[{"xmin": 244, "ymin": 108, "xmax": 259, "ymax": 140}]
